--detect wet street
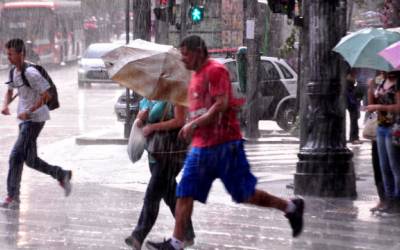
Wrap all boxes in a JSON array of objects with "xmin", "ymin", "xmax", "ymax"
[
  {"xmin": 0, "ymin": 64, "xmax": 399, "ymax": 249},
  {"xmin": 0, "ymin": 63, "xmax": 126, "ymax": 158}
]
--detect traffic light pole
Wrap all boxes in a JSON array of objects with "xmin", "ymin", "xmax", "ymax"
[
  {"xmin": 124, "ymin": 0, "xmax": 132, "ymax": 139},
  {"xmin": 179, "ymin": 0, "xmax": 188, "ymax": 41}
]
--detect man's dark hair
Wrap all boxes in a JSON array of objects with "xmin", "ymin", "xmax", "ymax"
[
  {"xmin": 179, "ymin": 35, "xmax": 208, "ymax": 57},
  {"xmin": 5, "ymin": 38, "xmax": 25, "ymax": 55}
]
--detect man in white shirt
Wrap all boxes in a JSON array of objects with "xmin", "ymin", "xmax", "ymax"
[{"xmin": 0, "ymin": 39, "xmax": 72, "ymax": 210}]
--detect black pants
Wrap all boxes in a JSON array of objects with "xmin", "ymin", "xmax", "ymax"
[
  {"xmin": 7, "ymin": 121, "xmax": 66, "ymax": 199},
  {"xmin": 348, "ymin": 107, "xmax": 360, "ymax": 141},
  {"xmin": 132, "ymin": 152, "xmax": 195, "ymax": 244},
  {"xmin": 372, "ymin": 140, "xmax": 385, "ymax": 200}
]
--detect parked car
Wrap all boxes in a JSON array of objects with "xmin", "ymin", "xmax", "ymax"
[
  {"xmin": 214, "ymin": 56, "xmax": 298, "ymax": 131},
  {"xmin": 78, "ymin": 43, "xmax": 121, "ymax": 87},
  {"xmin": 114, "ymin": 91, "xmax": 141, "ymax": 122}
]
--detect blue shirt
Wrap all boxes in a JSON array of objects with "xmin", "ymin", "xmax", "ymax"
[{"xmin": 139, "ymin": 98, "xmax": 172, "ymax": 124}]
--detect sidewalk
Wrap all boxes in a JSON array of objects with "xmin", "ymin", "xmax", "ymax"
[{"xmin": 0, "ymin": 124, "xmax": 399, "ymax": 250}]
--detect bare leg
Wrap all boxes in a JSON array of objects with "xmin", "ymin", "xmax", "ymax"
[
  {"xmin": 245, "ymin": 189, "xmax": 288, "ymax": 212},
  {"xmin": 173, "ymin": 197, "xmax": 194, "ymax": 241}
]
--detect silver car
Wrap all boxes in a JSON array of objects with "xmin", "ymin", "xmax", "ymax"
[
  {"xmin": 214, "ymin": 56, "xmax": 298, "ymax": 131},
  {"xmin": 78, "ymin": 43, "xmax": 121, "ymax": 87},
  {"xmin": 114, "ymin": 92, "xmax": 141, "ymax": 122}
]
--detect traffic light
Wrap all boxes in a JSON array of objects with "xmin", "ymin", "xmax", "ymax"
[
  {"xmin": 268, "ymin": 0, "xmax": 295, "ymax": 19},
  {"xmin": 189, "ymin": 4, "xmax": 204, "ymax": 24}
]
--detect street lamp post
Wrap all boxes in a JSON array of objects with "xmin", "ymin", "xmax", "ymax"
[{"xmin": 294, "ymin": 0, "xmax": 356, "ymax": 197}]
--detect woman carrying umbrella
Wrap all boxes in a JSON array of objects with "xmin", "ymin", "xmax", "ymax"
[
  {"xmin": 366, "ymin": 71, "xmax": 400, "ymax": 214},
  {"xmin": 125, "ymin": 98, "xmax": 195, "ymax": 249}
]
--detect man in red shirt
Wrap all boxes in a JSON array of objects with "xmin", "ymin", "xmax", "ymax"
[{"xmin": 147, "ymin": 35, "xmax": 304, "ymax": 250}]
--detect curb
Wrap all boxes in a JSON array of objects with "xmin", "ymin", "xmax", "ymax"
[{"xmin": 75, "ymin": 137, "xmax": 128, "ymax": 145}]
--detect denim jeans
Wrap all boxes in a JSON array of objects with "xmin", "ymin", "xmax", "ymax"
[
  {"xmin": 372, "ymin": 141, "xmax": 385, "ymax": 200},
  {"xmin": 376, "ymin": 126, "xmax": 400, "ymax": 200},
  {"xmin": 7, "ymin": 121, "xmax": 65, "ymax": 199},
  {"xmin": 132, "ymin": 152, "xmax": 195, "ymax": 244}
]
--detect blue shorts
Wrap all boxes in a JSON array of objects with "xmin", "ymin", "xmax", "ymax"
[{"xmin": 176, "ymin": 140, "xmax": 257, "ymax": 203}]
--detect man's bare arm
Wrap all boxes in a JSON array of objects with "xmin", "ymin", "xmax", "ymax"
[
  {"xmin": 29, "ymin": 90, "xmax": 50, "ymax": 113},
  {"xmin": 1, "ymin": 89, "xmax": 14, "ymax": 115},
  {"xmin": 179, "ymin": 94, "xmax": 228, "ymax": 140}
]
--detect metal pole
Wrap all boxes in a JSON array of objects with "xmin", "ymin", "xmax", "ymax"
[
  {"xmin": 180, "ymin": 0, "xmax": 188, "ymax": 41},
  {"xmin": 244, "ymin": 0, "xmax": 260, "ymax": 139},
  {"xmin": 124, "ymin": 0, "xmax": 132, "ymax": 139}
]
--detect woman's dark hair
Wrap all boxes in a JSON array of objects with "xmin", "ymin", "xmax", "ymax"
[
  {"xmin": 5, "ymin": 38, "xmax": 25, "ymax": 55},
  {"xmin": 179, "ymin": 35, "xmax": 208, "ymax": 57},
  {"xmin": 387, "ymin": 71, "xmax": 400, "ymax": 79}
]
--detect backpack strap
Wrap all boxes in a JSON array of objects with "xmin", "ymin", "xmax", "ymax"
[
  {"xmin": 8, "ymin": 67, "xmax": 14, "ymax": 85},
  {"xmin": 20, "ymin": 62, "xmax": 32, "ymax": 88}
]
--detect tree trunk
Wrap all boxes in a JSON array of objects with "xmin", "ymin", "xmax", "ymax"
[
  {"xmin": 295, "ymin": 0, "xmax": 356, "ymax": 198},
  {"xmin": 179, "ymin": 0, "xmax": 188, "ymax": 42},
  {"xmin": 133, "ymin": 0, "xmax": 151, "ymax": 41},
  {"xmin": 267, "ymin": 14, "xmax": 285, "ymax": 57},
  {"xmin": 155, "ymin": 1, "xmax": 170, "ymax": 44},
  {"xmin": 347, "ymin": 0, "xmax": 353, "ymax": 31}
]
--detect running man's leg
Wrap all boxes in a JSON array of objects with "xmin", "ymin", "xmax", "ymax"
[
  {"xmin": 7, "ymin": 122, "xmax": 29, "ymax": 200},
  {"xmin": 173, "ymin": 197, "xmax": 194, "ymax": 241},
  {"xmin": 220, "ymin": 140, "xmax": 304, "ymax": 237},
  {"xmin": 23, "ymin": 122, "xmax": 66, "ymax": 180},
  {"xmin": 161, "ymin": 153, "xmax": 195, "ymax": 242}
]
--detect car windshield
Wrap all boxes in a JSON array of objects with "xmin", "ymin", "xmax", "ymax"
[{"xmin": 84, "ymin": 45, "xmax": 117, "ymax": 59}]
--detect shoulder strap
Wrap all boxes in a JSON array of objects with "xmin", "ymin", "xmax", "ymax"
[
  {"xmin": 8, "ymin": 67, "xmax": 14, "ymax": 84},
  {"xmin": 20, "ymin": 62, "xmax": 31, "ymax": 88},
  {"xmin": 160, "ymin": 102, "xmax": 172, "ymax": 122}
]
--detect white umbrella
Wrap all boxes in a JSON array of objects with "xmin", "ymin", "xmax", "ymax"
[{"xmin": 102, "ymin": 39, "xmax": 191, "ymax": 106}]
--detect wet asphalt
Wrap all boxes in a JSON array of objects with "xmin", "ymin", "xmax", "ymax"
[{"xmin": 0, "ymin": 125, "xmax": 399, "ymax": 250}]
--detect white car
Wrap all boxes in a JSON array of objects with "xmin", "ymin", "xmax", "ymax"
[
  {"xmin": 214, "ymin": 56, "xmax": 298, "ymax": 131},
  {"xmin": 78, "ymin": 43, "xmax": 121, "ymax": 87}
]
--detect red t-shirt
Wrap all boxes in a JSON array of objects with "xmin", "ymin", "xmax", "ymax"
[{"xmin": 189, "ymin": 59, "xmax": 242, "ymax": 147}]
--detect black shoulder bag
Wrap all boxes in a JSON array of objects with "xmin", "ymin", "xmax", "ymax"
[{"xmin": 145, "ymin": 103, "xmax": 189, "ymax": 155}]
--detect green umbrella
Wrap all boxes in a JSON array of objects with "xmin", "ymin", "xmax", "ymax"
[{"xmin": 333, "ymin": 28, "xmax": 400, "ymax": 71}]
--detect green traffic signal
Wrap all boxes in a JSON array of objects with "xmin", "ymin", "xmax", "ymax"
[{"xmin": 190, "ymin": 5, "xmax": 204, "ymax": 23}]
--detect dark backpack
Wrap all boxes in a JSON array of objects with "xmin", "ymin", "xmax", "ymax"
[{"xmin": 9, "ymin": 62, "xmax": 60, "ymax": 110}]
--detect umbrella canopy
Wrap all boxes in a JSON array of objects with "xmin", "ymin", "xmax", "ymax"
[
  {"xmin": 378, "ymin": 41, "xmax": 400, "ymax": 70},
  {"xmin": 333, "ymin": 28, "xmax": 400, "ymax": 71},
  {"xmin": 102, "ymin": 39, "xmax": 191, "ymax": 106}
]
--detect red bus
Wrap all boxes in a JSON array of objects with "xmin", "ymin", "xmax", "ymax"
[{"xmin": 0, "ymin": 1, "xmax": 84, "ymax": 67}]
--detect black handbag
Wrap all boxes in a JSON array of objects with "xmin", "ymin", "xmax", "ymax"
[
  {"xmin": 145, "ymin": 103, "xmax": 189, "ymax": 155},
  {"xmin": 146, "ymin": 129, "xmax": 189, "ymax": 154}
]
